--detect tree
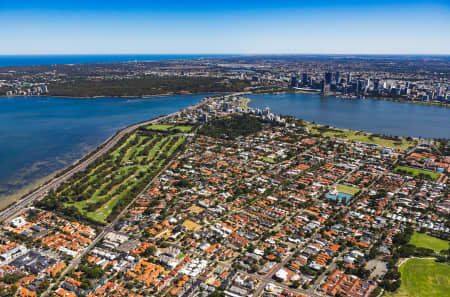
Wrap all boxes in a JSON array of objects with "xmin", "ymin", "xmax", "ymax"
[{"xmin": 209, "ymin": 290, "xmax": 225, "ymax": 297}]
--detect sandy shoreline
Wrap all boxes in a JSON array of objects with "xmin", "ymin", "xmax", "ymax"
[{"xmin": 0, "ymin": 171, "xmax": 58, "ymax": 211}]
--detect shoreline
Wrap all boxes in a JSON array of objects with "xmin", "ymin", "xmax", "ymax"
[
  {"xmin": 251, "ymin": 89, "xmax": 450, "ymax": 108},
  {"xmin": 0, "ymin": 92, "xmax": 446, "ymax": 212},
  {"xmin": 0, "ymin": 95, "xmax": 214, "ymax": 214},
  {"xmin": 3, "ymin": 90, "xmax": 448, "ymax": 108},
  {"xmin": 0, "ymin": 172, "xmax": 58, "ymax": 211},
  {"xmin": 0, "ymin": 91, "xmax": 227, "ymax": 100}
]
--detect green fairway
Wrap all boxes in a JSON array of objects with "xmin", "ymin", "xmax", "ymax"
[
  {"xmin": 384, "ymin": 259, "xmax": 450, "ymax": 297},
  {"xmin": 337, "ymin": 184, "xmax": 360, "ymax": 196},
  {"xmin": 409, "ymin": 232, "xmax": 449, "ymax": 252},
  {"xmin": 394, "ymin": 166, "xmax": 440, "ymax": 181},
  {"xmin": 304, "ymin": 122, "xmax": 417, "ymax": 149}
]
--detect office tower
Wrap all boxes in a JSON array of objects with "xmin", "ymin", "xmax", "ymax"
[
  {"xmin": 325, "ymin": 72, "xmax": 332, "ymax": 84},
  {"xmin": 290, "ymin": 76, "xmax": 298, "ymax": 87},
  {"xmin": 302, "ymin": 73, "xmax": 309, "ymax": 85}
]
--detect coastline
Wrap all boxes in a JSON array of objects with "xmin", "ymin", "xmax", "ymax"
[
  {"xmin": 3, "ymin": 90, "xmax": 447, "ymax": 108},
  {"xmin": 0, "ymin": 172, "xmax": 58, "ymax": 211},
  {"xmin": 1, "ymin": 92, "xmax": 190, "ymax": 99},
  {"xmin": 0, "ymin": 92, "xmax": 446, "ymax": 212},
  {"xmin": 0, "ymin": 91, "xmax": 226, "ymax": 100},
  {"xmin": 0, "ymin": 95, "xmax": 212, "ymax": 214}
]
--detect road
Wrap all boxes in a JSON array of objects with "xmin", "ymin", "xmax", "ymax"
[
  {"xmin": 0, "ymin": 98, "xmax": 210, "ymax": 223},
  {"xmin": 39, "ymin": 98, "xmax": 214, "ymax": 296},
  {"xmin": 251, "ymin": 162, "xmax": 361, "ymax": 297}
]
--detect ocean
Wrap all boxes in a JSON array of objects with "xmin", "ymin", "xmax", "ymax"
[{"xmin": 0, "ymin": 54, "xmax": 231, "ymax": 67}]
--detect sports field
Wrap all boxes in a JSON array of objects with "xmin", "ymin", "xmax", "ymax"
[
  {"xmin": 146, "ymin": 124, "xmax": 193, "ymax": 132},
  {"xmin": 337, "ymin": 184, "xmax": 360, "ymax": 196},
  {"xmin": 385, "ymin": 258, "xmax": 450, "ymax": 297},
  {"xmin": 409, "ymin": 232, "xmax": 449, "ymax": 252},
  {"xmin": 394, "ymin": 166, "xmax": 440, "ymax": 181}
]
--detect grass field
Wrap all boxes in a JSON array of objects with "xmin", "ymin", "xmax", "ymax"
[
  {"xmin": 54, "ymin": 126, "xmax": 190, "ymax": 224},
  {"xmin": 304, "ymin": 122, "xmax": 417, "ymax": 149},
  {"xmin": 240, "ymin": 97, "xmax": 250, "ymax": 110},
  {"xmin": 146, "ymin": 124, "xmax": 193, "ymax": 132},
  {"xmin": 261, "ymin": 156, "xmax": 276, "ymax": 164},
  {"xmin": 409, "ymin": 232, "xmax": 449, "ymax": 252},
  {"xmin": 337, "ymin": 184, "xmax": 360, "ymax": 196},
  {"xmin": 394, "ymin": 166, "xmax": 440, "ymax": 181},
  {"xmin": 384, "ymin": 259, "xmax": 450, "ymax": 297}
]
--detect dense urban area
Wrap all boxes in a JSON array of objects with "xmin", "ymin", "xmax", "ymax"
[
  {"xmin": 0, "ymin": 94, "xmax": 448, "ymax": 297},
  {"xmin": 0, "ymin": 55, "xmax": 449, "ymax": 105}
]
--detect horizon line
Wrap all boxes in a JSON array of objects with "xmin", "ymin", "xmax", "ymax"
[{"xmin": 1, "ymin": 53, "xmax": 449, "ymax": 56}]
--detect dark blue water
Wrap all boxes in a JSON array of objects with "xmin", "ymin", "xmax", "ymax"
[
  {"xmin": 0, "ymin": 54, "xmax": 231, "ymax": 67},
  {"xmin": 0, "ymin": 94, "xmax": 206, "ymax": 198},
  {"xmin": 248, "ymin": 93, "xmax": 449, "ymax": 139}
]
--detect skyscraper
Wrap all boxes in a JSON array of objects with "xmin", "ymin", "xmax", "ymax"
[
  {"xmin": 302, "ymin": 73, "xmax": 309, "ymax": 86},
  {"xmin": 325, "ymin": 72, "xmax": 332, "ymax": 84},
  {"xmin": 290, "ymin": 76, "xmax": 298, "ymax": 88}
]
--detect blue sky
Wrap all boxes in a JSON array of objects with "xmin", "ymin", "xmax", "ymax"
[{"xmin": 1, "ymin": 0, "xmax": 449, "ymax": 55}]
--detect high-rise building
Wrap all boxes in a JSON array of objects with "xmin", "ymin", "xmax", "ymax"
[
  {"xmin": 373, "ymin": 79, "xmax": 379, "ymax": 91},
  {"xmin": 290, "ymin": 76, "xmax": 298, "ymax": 88},
  {"xmin": 302, "ymin": 73, "xmax": 309, "ymax": 85},
  {"xmin": 325, "ymin": 72, "xmax": 332, "ymax": 84},
  {"xmin": 321, "ymin": 80, "xmax": 330, "ymax": 95},
  {"xmin": 335, "ymin": 71, "xmax": 340, "ymax": 84},
  {"xmin": 347, "ymin": 72, "xmax": 352, "ymax": 83}
]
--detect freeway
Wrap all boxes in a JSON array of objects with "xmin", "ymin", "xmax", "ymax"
[{"xmin": 0, "ymin": 96, "xmax": 213, "ymax": 223}]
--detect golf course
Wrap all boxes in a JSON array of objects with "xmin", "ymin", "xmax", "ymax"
[{"xmin": 38, "ymin": 124, "xmax": 190, "ymax": 224}]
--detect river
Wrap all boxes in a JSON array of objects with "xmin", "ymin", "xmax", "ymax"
[
  {"xmin": 1, "ymin": 92, "xmax": 448, "ymax": 208},
  {"xmin": 248, "ymin": 93, "xmax": 449, "ymax": 139},
  {"xmin": 0, "ymin": 94, "xmax": 207, "ymax": 205}
]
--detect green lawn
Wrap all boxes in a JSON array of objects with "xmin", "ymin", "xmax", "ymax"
[
  {"xmin": 261, "ymin": 156, "xmax": 276, "ymax": 164},
  {"xmin": 409, "ymin": 232, "xmax": 449, "ymax": 253},
  {"xmin": 384, "ymin": 259, "xmax": 450, "ymax": 297},
  {"xmin": 337, "ymin": 184, "xmax": 360, "ymax": 196},
  {"xmin": 146, "ymin": 124, "xmax": 193, "ymax": 132},
  {"xmin": 394, "ymin": 166, "xmax": 440, "ymax": 181},
  {"xmin": 240, "ymin": 97, "xmax": 250, "ymax": 110},
  {"xmin": 304, "ymin": 122, "xmax": 417, "ymax": 149}
]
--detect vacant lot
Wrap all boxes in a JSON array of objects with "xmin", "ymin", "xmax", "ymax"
[
  {"xmin": 394, "ymin": 166, "xmax": 440, "ymax": 181},
  {"xmin": 385, "ymin": 259, "xmax": 450, "ymax": 297},
  {"xmin": 409, "ymin": 232, "xmax": 449, "ymax": 252},
  {"xmin": 182, "ymin": 219, "xmax": 201, "ymax": 231}
]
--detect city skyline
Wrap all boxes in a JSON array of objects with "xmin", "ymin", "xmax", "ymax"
[{"xmin": 1, "ymin": 0, "xmax": 449, "ymax": 55}]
